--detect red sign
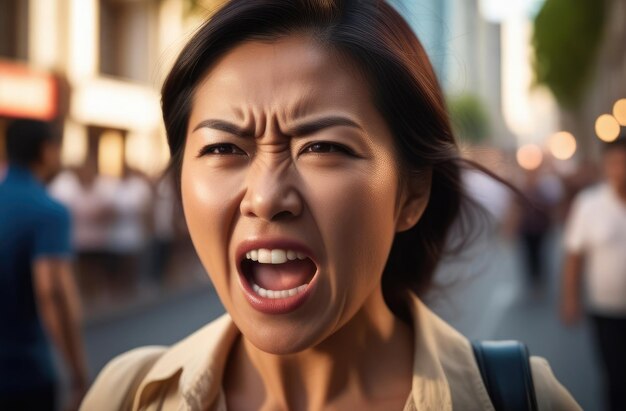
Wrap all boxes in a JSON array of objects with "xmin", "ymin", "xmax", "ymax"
[{"xmin": 0, "ymin": 60, "xmax": 57, "ymax": 120}]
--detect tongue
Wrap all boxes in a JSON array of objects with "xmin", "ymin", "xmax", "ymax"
[{"xmin": 251, "ymin": 259, "xmax": 315, "ymax": 291}]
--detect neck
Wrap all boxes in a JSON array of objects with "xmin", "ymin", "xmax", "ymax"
[
  {"xmin": 10, "ymin": 163, "xmax": 46, "ymax": 182},
  {"xmin": 29, "ymin": 163, "xmax": 48, "ymax": 184},
  {"xmin": 225, "ymin": 289, "xmax": 414, "ymax": 410}
]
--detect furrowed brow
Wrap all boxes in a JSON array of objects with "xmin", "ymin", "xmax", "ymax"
[
  {"xmin": 192, "ymin": 119, "xmax": 254, "ymax": 138},
  {"xmin": 287, "ymin": 116, "xmax": 363, "ymax": 137}
]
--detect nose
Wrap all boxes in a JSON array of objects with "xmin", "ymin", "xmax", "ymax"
[{"xmin": 240, "ymin": 162, "xmax": 303, "ymax": 221}]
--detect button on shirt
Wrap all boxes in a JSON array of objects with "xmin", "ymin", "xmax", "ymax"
[
  {"xmin": 564, "ymin": 184, "xmax": 626, "ymax": 315},
  {"xmin": 0, "ymin": 166, "xmax": 72, "ymax": 392}
]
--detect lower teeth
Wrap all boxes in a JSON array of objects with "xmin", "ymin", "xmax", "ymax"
[{"xmin": 252, "ymin": 283, "xmax": 308, "ymax": 299}]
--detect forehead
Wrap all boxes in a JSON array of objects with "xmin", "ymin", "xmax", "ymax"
[{"xmin": 191, "ymin": 35, "xmax": 373, "ymax": 120}]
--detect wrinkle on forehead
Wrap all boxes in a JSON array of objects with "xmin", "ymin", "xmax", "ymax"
[{"xmin": 190, "ymin": 35, "xmax": 375, "ymax": 140}]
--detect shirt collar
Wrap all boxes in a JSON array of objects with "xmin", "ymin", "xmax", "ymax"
[
  {"xmin": 408, "ymin": 297, "xmax": 453, "ymax": 411},
  {"xmin": 133, "ymin": 294, "xmax": 458, "ymax": 411},
  {"xmin": 132, "ymin": 314, "xmax": 239, "ymax": 411}
]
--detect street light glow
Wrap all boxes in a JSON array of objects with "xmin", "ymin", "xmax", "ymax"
[
  {"xmin": 516, "ymin": 144, "xmax": 543, "ymax": 170},
  {"xmin": 547, "ymin": 131, "xmax": 576, "ymax": 160},
  {"xmin": 613, "ymin": 98, "xmax": 626, "ymax": 126},
  {"xmin": 98, "ymin": 130, "xmax": 124, "ymax": 178},
  {"xmin": 595, "ymin": 114, "xmax": 621, "ymax": 142}
]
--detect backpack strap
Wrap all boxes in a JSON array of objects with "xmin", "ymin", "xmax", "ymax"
[{"xmin": 472, "ymin": 340, "xmax": 539, "ymax": 411}]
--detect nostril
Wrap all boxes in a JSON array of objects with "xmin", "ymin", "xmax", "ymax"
[
  {"xmin": 272, "ymin": 210, "xmax": 295, "ymax": 221},
  {"xmin": 239, "ymin": 182, "xmax": 303, "ymax": 221}
]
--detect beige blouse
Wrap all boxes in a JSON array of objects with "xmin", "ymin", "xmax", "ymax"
[{"xmin": 81, "ymin": 295, "xmax": 581, "ymax": 411}]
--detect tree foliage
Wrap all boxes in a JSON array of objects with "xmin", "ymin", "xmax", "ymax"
[
  {"xmin": 447, "ymin": 94, "xmax": 490, "ymax": 144},
  {"xmin": 532, "ymin": 0, "xmax": 607, "ymax": 109}
]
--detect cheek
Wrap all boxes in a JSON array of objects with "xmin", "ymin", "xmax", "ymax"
[
  {"xmin": 181, "ymin": 159, "xmax": 243, "ymax": 283},
  {"xmin": 305, "ymin": 162, "xmax": 399, "ymax": 290}
]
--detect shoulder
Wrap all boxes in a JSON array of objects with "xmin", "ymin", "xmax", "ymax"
[
  {"xmin": 530, "ymin": 356, "xmax": 582, "ymax": 411},
  {"xmin": 82, "ymin": 314, "xmax": 237, "ymax": 411},
  {"xmin": 81, "ymin": 346, "xmax": 167, "ymax": 411},
  {"xmin": 41, "ymin": 194, "xmax": 71, "ymax": 224},
  {"xmin": 34, "ymin": 194, "xmax": 72, "ymax": 243},
  {"xmin": 413, "ymin": 299, "xmax": 581, "ymax": 410},
  {"xmin": 410, "ymin": 299, "xmax": 494, "ymax": 410}
]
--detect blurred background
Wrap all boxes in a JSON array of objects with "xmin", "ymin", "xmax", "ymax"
[{"xmin": 0, "ymin": 0, "xmax": 624, "ymax": 409}]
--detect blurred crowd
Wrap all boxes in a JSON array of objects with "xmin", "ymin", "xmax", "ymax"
[
  {"xmin": 464, "ymin": 144, "xmax": 599, "ymax": 259},
  {"xmin": 46, "ymin": 162, "xmax": 203, "ymax": 316}
]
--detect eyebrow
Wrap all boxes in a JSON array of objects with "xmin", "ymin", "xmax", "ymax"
[
  {"xmin": 286, "ymin": 116, "xmax": 363, "ymax": 136},
  {"xmin": 192, "ymin": 119, "xmax": 254, "ymax": 138},
  {"xmin": 192, "ymin": 116, "xmax": 363, "ymax": 138}
]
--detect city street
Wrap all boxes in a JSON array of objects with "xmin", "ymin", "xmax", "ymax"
[
  {"xmin": 82, "ymin": 229, "xmax": 601, "ymax": 409},
  {"xmin": 2, "ymin": 1, "xmax": 623, "ymax": 410}
]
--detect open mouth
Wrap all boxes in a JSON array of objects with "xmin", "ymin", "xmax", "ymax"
[{"xmin": 240, "ymin": 248, "xmax": 317, "ymax": 299}]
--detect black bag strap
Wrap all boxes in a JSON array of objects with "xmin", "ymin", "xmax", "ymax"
[{"xmin": 471, "ymin": 340, "xmax": 539, "ymax": 411}]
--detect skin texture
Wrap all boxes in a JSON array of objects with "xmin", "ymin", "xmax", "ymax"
[
  {"xmin": 33, "ymin": 259, "xmax": 88, "ymax": 410},
  {"xmin": 561, "ymin": 147, "xmax": 626, "ymax": 326},
  {"xmin": 560, "ymin": 253, "xmax": 583, "ymax": 325},
  {"xmin": 181, "ymin": 36, "xmax": 429, "ymax": 410}
]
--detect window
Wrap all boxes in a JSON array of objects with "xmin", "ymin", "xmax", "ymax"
[
  {"xmin": 99, "ymin": 0, "xmax": 158, "ymax": 83},
  {"xmin": 0, "ymin": 0, "xmax": 28, "ymax": 60}
]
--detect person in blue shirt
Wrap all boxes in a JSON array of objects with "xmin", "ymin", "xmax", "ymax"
[{"xmin": 0, "ymin": 119, "xmax": 88, "ymax": 410}]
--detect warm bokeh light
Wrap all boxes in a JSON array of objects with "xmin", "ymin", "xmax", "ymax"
[
  {"xmin": 516, "ymin": 144, "xmax": 543, "ymax": 170},
  {"xmin": 613, "ymin": 98, "xmax": 626, "ymax": 126},
  {"xmin": 547, "ymin": 131, "xmax": 577, "ymax": 160},
  {"xmin": 125, "ymin": 131, "xmax": 170, "ymax": 177},
  {"xmin": 61, "ymin": 121, "xmax": 87, "ymax": 166},
  {"xmin": 595, "ymin": 114, "xmax": 621, "ymax": 142},
  {"xmin": 98, "ymin": 130, "xmax": 124, "ymax": 178}
]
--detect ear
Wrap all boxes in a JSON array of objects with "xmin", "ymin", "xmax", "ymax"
[{"xmin": 395, "ymin": 169, "xmax": 432, "ymax": 233}]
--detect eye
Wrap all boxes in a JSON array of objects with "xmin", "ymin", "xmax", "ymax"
[
  {"xmin": 301, "ymin": 142, "xmax": 353, "ymax": 155},
  {"xmin": 197, "ymin": 144, "xmax": 247, "ymax": 157}
]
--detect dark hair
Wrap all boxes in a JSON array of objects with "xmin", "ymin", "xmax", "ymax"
[
  {"xmin": 6, "ymin": 119, "xmax": 57, "ymax": 166},
  {"xmin": 161, "ymin": 0, "xmax": 479, "ymax": 319}
]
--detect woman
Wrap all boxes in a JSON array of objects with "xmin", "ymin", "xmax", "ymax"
[{"xmin": 82, "ymin": 1, "xmax": 580, "ymax": 410}]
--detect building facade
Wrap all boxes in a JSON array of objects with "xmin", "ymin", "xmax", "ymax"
[{"xmin": 0, "ymin": 0, "xmax": 203, "ymax": 178}]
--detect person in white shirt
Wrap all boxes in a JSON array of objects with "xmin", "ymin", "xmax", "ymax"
[
  {"xmin": 561, "ymin": 134, "xmax": 626, "ymax": 411},
  {"xmin": 49, "ymin": 164, "xmax": 118, "ymax": 306},
  {"xmin": 107, "ymin": 165, "xmax": 153, "ymax": 296}
]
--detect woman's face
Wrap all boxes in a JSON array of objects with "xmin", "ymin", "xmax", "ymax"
[{"xmin": 182, "ymin": 35, "xmax": 423, "ymax": 354}]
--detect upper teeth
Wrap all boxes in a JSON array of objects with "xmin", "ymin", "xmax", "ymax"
[{"xmin": 245, "ymin": 249, "xmax": 307, "ymax": 264}]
